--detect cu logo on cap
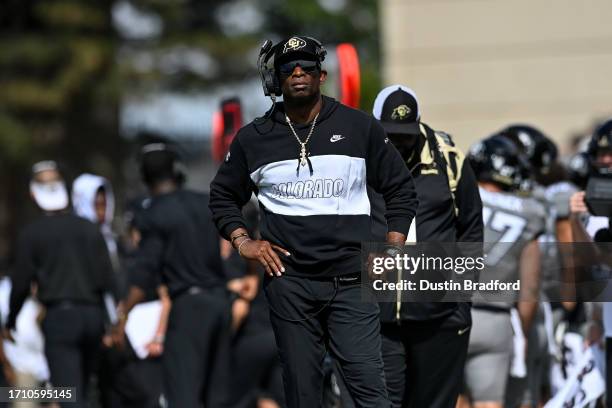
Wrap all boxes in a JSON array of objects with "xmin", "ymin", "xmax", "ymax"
[
  {"xmin": 391, "ymin": 105, "xmax": 411, "ymax": 120},
  {"xmin": 283, "ymin": 37, "xmax": 306, "ymax": 53}
]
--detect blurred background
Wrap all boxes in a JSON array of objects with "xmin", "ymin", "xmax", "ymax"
[
  {"xmin": 1, "ymin": 0, "xmax": 611, "ymax": 265},
  {"xmin": 0, "ymin": 0, "xmax": 380, "ymax": 264}
]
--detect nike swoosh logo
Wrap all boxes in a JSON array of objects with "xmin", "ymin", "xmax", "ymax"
[
  {"xmin": 458, "ymin": 327, "xmax": 470, "ymax": 335},
  {"xmin": 330, "ymin": 135, "xmax": 345, "ymax": 143}
]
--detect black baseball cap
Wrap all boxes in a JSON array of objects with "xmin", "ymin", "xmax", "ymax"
[
  {"xmin": 588, "ymin": 119, "xmax": 612, "ymax": 157},
  {"xmin": 274, "ymin": 36, "xmax": 325, "ymax": 66},
  {"xmin": 373, "ymin": 85, "xmax": 421, "ymax": 135}
]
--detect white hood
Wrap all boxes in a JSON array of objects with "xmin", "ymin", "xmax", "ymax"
[
  {"xmin": 71, "ymin": 173, "xmax": 115, "ymax": 226},
  {"xmin": 72, "ymin": 173, "xmax": 117, "ymax": 259},
  {"xmin": 72, "ymin": 173, "xmax": 119, "ymax": 269}
]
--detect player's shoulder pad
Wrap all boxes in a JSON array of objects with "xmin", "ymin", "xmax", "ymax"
[
  {"xmin": 434, "ymin": 130, "xmax": 455, "ymax": 147},
  {"xmin": 522, "ymin": 196, "xmax": 547, "ymax": 237},
  {"xmin": 545, "ymin": 181, "xmax": 578, "ymax": 198},
  {"xmin": 431, "ymin": 129, "xmax": 466, "ymax": 192},
  {"xmin": 521, "ymin": 195, "xmax": 547, "ymax": 220},
  {"xmin": 433, "ymin": 130, "xmax": 464, "ymax": 159}
]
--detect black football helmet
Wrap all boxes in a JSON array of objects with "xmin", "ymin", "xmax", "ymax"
[
  {"xmin": 587, "ymin": 119, "xmax": 612, "ymax": 176},
  {"xmin": 468, "ymin": 134, "xmax": 533, "ymax": 192},
  {"xmin": 500, "ymin": 124, "xmax": 558, "ymax": 177},
  {"xmin": 566, "ymin": 152, "xmax": 590, "ymax": 189}
]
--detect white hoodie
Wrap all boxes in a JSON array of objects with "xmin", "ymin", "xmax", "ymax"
[{"xmin": 71, "ymin": 174, "xmax": 118, "ymax": 264}]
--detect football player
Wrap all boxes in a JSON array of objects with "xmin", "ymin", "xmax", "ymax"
[{"xmin": 458, "ymin": 135, "xmax": 546, "ymax": 408}]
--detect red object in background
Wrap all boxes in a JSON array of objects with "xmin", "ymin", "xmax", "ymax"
[
  {"xmin": 212, "ymin": 98, "xmax": 243, "ymax": 162},
  {"xmin": 336, "ymin": 43, "xmax": 361, "ymax": 109}
]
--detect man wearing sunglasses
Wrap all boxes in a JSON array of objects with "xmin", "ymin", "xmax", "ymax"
[{"xmin": 210, "ymin": 36, "xmax": 417, "ymax": 407}]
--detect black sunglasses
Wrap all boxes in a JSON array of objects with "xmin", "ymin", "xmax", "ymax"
[{"xmin": 278, "ymin": 60, "xmax": 320, "ymax": 75}]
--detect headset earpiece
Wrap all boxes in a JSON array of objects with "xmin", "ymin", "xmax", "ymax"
[
  {"xmin": 258, "ymin": 40, "xmax": 282, "ymax": 97},
  {"xmin": 304, "ymin": 36, "xmax": 327, "ymax": 62}
]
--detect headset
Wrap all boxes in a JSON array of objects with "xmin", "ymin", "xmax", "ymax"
[
  {"xmin": 258, "ymin": 37, "xmax": 327, "ymax": 100},
  {"xmin": 258, "ymin": 40, "xmax": 279, "ymax": 98}
]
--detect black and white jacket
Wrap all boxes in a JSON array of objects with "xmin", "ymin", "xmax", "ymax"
[{"xmin": 209, "ymin": 96, "xmax": 417, "ymax": 278}]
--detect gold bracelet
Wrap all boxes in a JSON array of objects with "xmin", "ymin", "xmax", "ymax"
[
  {"xmin": 237, "ymin": 238, "xmax": 252, "ymax": 257},
  {"xmin": 230, "ymin": 232, "xmax": 249, "ymax": 247}
]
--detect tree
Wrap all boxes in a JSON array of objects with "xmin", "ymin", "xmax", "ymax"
[
  {"xmin": 0, "ymin": 0, "xmax": 122, "ymax": 260},
  {"xmin": 0, "ymin": 0, "xmax": 381, "ymax": 261}
]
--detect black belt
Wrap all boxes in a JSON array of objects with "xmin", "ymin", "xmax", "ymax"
[
  {"xmin": 45, "ymin": 300, "xmax": 101, "ymax": 309},
  {"xmin": 306, "ymin": 272, "xmax": 361, "ymax": 286},
  {"xmin": 171, "ymin": 286, "xmax": 204, "ymax": 300},
  {"xmin": 186, "ymin": 286, "xmax": 203, "ymax": 295},
  {"xmin": 171, "ymin": 285, "xmax": 226, "ymax": 301},
  {"xmin": 268, "ymin": 273, "xmax": 361, "ymax": 323},
  {"xmin": 473, "ymin": 304, "xmax": 511, "ymax": 314}
]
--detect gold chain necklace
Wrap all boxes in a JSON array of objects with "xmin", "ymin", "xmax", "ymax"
[{"xmin": 285, "ymin": 113, "xmax": 319, "ymax": 173}]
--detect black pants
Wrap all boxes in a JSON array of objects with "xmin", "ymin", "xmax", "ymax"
[
  {"xmin": 231, "ymin": 323, "xmax": 285, "ymax": 407},
  {"xmin": 163, "ymin": 287, "xmax": 234, "ymax": 408},
  {"xmin": 98, "ymin": 343, "xmax": 163, "ymax": 408},
  {"xmin": 42, "ymin": 303, "xmax": 105, "ymax": 408},
  {"xmin": 380, "ymin": 305, "xmax": 471, "ymax": 408},
  {"xmin": 264, "ymin": 275, "xmax": 390, "ymax": 408}
]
